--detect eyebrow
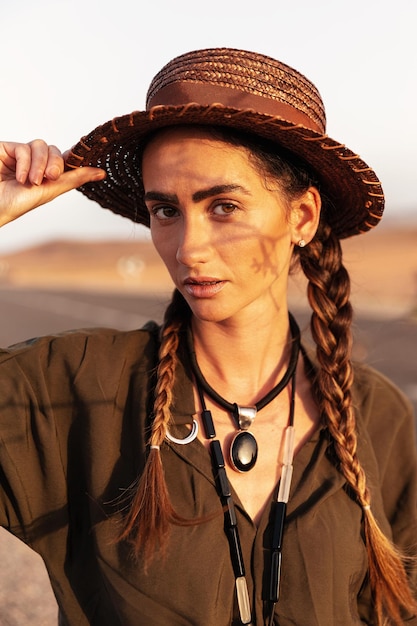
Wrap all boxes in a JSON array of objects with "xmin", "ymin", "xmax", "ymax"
[
  {"xmin": 192, "ymin": 184, "xmax": 249, "ymax": 203},
  {"xmin": 143, "ymin": 191, "xmax": 178, "ymax": 204},
  {"xmin": 143, "ymin": 184, "xmax": 249, "ymax": 205}
]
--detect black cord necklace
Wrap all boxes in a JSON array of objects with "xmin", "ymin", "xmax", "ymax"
[{"xmin": 187, "ymin": 313, "xmax": 301, "ymax": 472}]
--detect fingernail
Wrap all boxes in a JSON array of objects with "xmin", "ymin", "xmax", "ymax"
[
  {"xmin": 17, "ymin": 172, "xmax": 28, "ymax": 184},
  {"xmin": 47, "ymin": 165, "xmax": 61, "ymax": 180},
  {"xmin": 31, "ymin": 175, "xmax": 43, "ymax": 186},
  {"xmin": 92, "ymin": 169, "xmax": 106, "ymax": 181}
]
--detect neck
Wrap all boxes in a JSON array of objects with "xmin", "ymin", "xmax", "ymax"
[{"xmin": 190, "ymin": 308, "xmax": 296, "ymax": 404}]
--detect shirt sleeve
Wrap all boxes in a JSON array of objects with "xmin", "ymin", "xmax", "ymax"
[
  {"xmin": 354, "ymin": 364, "xmax": 417, "ymax": 610},
  {"xmin": 0, "ymin": 325, "xmax": 159, "ymax": 548},
  {"xmin": 0, "ymin": 335, "xmax": 82, "ymax": 543}
]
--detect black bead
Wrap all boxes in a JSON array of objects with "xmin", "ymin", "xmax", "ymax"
[{"xmin": 202, "ymin": 409, "xmax": 216, "ymax": 439}]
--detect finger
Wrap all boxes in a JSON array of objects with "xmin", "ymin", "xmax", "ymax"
[
  {"xmin": 26, "ymin": 139, "xmax": 51, "ymax": 186},
  {"xmin": 64, "ymin": 157, "xmax": 107, "ymax": 187},
  {"xmin": 68, "ymin": 165, "xmax": 106, "ymax": 188},
  {"xmin": 0, "ymin": 165, "xmax": 107, "ymax": 228},
  {"xmin": 13, "ymin": 143, "xmax": 32, "ymax": 184},
  {"xmin": 1, "ymin": 141, "xmax": 63, "ymax": 185},
  {"xmin": 61, "ymin": 148, "xmax": 73, "ymax": 161},
  {"xmin": 41, "ymin": 166, "xmax": 106, "ymax": 199},
  {"xmin": 44, "ymin": 144, "xmax": 65, "ymax": 181},
  {"xmin": 12, "ymin": 167, "xmax": 106, "ymax": 219}
]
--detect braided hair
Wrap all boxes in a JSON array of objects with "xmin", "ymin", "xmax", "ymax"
[
  {"xmin": 117, "ymin": 290, "xmax": 193, "ymax": 563},
  {"xmin": 299, "ymin": 225, "xmax": 416, "ymax": 624}
]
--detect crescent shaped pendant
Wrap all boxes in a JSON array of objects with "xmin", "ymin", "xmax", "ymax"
[{"xmin": 165, "ymin": 419, "xmax": 199, "ymax": 445}]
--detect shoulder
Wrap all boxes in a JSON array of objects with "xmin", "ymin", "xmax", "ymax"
[
  {"xmin": 351, "ymin": 360, "xmax": 413, "ymax": 429},
  {"xmin": 0, "ymin": 322, "xmax": 161, "ymax": 380},
  {"xmin": 351, "ymin": 361, "xmax": 417, "ymax": 484},
  {"xmin": 303, "ymin": 344, "xmax": 413, "ymax": 427},
  {"xmin": 304, "ymin": 344, "xmax": 414, "ymax": 460}
]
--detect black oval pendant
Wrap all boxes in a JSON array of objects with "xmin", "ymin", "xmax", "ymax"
[{"xmin": 230, "ymin": 431, "xmax": 258, "ymax": 472}]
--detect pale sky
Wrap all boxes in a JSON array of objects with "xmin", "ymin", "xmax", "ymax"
[{"xmin": 1, "ymin": 0, "xmax": 416, "ymax": 252}]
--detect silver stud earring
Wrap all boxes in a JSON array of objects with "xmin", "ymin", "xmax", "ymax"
[{"xmin": 298, "ymin": 239, "xmax": 306, "ymax": 248}]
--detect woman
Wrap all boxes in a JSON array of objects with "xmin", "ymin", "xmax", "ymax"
[{"xmin": 0, "ymin": 48, "xmax": 416, "ymax": 625}]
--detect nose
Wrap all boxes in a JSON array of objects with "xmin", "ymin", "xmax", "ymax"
[{"xmin": 176, "ymin": 215, "xmax": 210, "ymax": 267}]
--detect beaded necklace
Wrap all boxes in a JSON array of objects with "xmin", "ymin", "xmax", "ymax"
[{"xmin": 187, "ymin": 316, "xmax": 300, "ymax": 624}]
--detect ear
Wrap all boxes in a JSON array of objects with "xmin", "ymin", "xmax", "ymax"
[{"xmin": 289, "ymin": 186, "xmax": 321, "ymax": 246}]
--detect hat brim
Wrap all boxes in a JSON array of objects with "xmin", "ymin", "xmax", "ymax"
[{"xmin": 65, "ymin": 103, "xmax": 384, "ymax": 239}]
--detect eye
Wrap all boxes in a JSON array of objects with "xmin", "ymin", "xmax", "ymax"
[
  {"xmin": 150, "ymin": 206, "xmax": 179, "ymax": 220},
  {"xmin": 212, "ymin": 202, "xmax": 237, "ymax": 216}
]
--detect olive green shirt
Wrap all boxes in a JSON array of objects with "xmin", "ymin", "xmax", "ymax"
[{"xmin": 0, "ymin": 324, "xmax": 416, "ymax": 625}]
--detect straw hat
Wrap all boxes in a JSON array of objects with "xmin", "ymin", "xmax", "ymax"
[{"xmin": 66, "ymin": 48, "xmax": 384, "ymax": 239}]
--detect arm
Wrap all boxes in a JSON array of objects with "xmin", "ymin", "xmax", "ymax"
[
  {"xmin": 356, "ymin": 367, "xmax": 417, "ymax": 586},
  {"xmin": 0, "ymin": 139, "xmax": 105, "ymax": 227}
]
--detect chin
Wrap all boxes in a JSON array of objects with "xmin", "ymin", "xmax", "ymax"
[{"xmin": 185, "ymin": 299, "xmax": 234, "ymax": 324}]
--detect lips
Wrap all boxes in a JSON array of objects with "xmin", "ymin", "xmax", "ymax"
[{"xmin": 183, "ymin": 277, "xmax": 226, "ymax": 298}]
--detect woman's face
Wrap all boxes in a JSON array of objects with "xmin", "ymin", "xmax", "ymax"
[{"xmin": 142, "ymin": 127, "xmax": 298, "ymax": 326}]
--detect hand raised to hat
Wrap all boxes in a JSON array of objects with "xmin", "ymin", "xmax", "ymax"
[{"xmin": 0, "ymin": 139, "xmax": 105, "ymax": 227}]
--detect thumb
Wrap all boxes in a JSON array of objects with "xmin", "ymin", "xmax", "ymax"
[
  {"xmin": 0, "ymin": 167, "xmax": 107, "ymax": 228},
  {"xmin": 58, "ymin": 165, "xmax": 106, "ymax": 192},
  {"xmin": 28, "ymin": 166, "xmax": 106, "ymax": 208}
]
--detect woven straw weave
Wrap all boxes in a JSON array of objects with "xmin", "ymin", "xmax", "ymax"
[{"xmin": 66, "ymin": 48, "xmax": 384, "ymax": 238}]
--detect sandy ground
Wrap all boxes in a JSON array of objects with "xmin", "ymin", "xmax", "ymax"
[
  {"xmin": 0, "ymin": 223, "xmax": 416, "ymax": 624},
  {"xmin": 0, "ymin": 530, "xmax": 58, "ymax": 625}
]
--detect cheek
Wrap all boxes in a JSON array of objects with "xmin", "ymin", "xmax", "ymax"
[
  {"xmin": 151, "ymin": 227, "xmax": 170, "ymax": 259},
  {"xmin": 244, "ymin": 229, "xmax": 293, "ymax": 279},
  {"xmin": 150, "ymin": 227, "xmax": 175, "ymax": 265}
]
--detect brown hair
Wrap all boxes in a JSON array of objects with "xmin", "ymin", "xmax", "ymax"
[{"xmin": 118, "ymin": 127, "xmax": 416, "ymax": 623}]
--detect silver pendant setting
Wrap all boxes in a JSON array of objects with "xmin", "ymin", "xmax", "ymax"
[{"xmin": 230, "ymin": 405, "xmax": 258, "ymax": 472}]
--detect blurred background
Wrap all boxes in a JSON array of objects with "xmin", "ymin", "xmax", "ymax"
[
  {"xmin": 1, "ymin": 0, "xmax": 416, "ymax": 623},
  {"xmin": 1, "ymin": 0, "xmax": 417, "ymax": 253}
]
